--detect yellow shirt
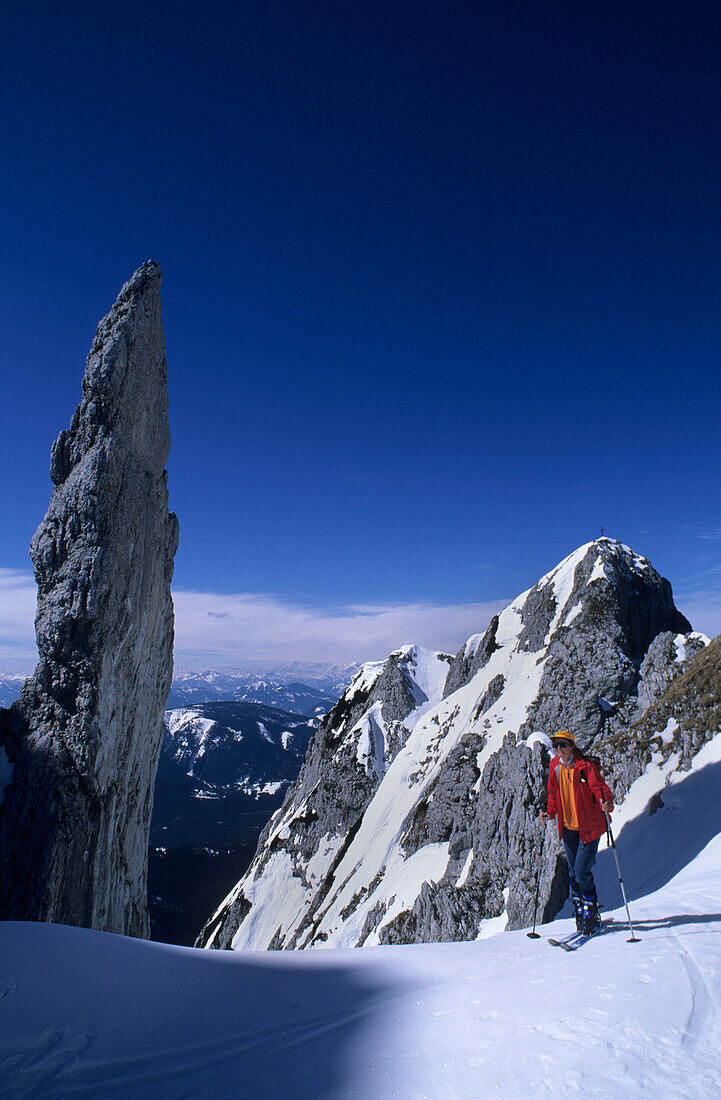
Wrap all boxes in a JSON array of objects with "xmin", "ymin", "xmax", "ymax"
[{"xmin": 558, "ymin": 760, "xmax": 578, "ymax": 830}]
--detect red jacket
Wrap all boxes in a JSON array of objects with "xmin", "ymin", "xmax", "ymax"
[{"xmin": 546, "ymin": 751, "xmax": 614, "ymax": 843}]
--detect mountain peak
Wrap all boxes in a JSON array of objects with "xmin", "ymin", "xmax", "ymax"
[{"xmin": 199, "ymin": 540, "xmax": 703, "ymax": 952}]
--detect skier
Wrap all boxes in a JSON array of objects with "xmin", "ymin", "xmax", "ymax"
[{"xmin": 540, "ymin": 731, "xmax": 614, "ymax": 937}]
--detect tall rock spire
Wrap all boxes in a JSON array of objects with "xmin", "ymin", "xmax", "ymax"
[{"xmin": 0, "ymin": 261, "xmax": 179, "ymax": 937}]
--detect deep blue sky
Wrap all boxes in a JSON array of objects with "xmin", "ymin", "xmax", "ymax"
[{"xmin": 2, "ymin": 1, "xmax": 720, "ymax": 667}]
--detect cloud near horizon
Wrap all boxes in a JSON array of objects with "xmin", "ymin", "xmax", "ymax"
[
  {"xmin": 172, "ymin": 590, "xmax": 509, "ymax": 668},
  {"xmin": 0, "ymin": 569, "xmax": 39, "ymax": 672},
  {"xmin": 0, "ymin": 568, "xmax": 508, "ymax": 673},
  {"xmin": 2, "ymin": 567, "xmax": 718, "ymax": 676}
]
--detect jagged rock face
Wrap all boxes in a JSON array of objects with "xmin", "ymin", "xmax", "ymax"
[
  {"xmin": 199, "ymin": 540, "xmax": 703, "ymax": 952},
  {"xmin": 443, "ymin": 615, "xmax": 500, "ymax": 698},
  {"xmin": 597, "ymin": 630, "xmax": 718, "ymax": 799},
  {"xmin": 514, "ymin": 544, "xmax": 693, "ymax": 753},
  {"xmin": 0, "ymin": 261, "xmax": 178, "ymax": 936}
]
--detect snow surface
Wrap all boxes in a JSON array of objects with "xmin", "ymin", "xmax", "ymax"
[
  {"xmin": 539, "ymin": 543, "xmax": 590, "ymax": 643},
  {"xmin": 345, "ymin": 660, "xmax": 386, "ymax": 701},
  {"xmin": 3, "ymin": 823, "xmax": 721, "ymax": 1098},
  {"xmin": 673, "ymin": 631, "xmax": 709, "ymax": 664},
  {"xmin": 455, "ymin": 848, "xmax": 474, "ymax": 889},
  {"xmin": 563, "ymin": 602, "xmax": 583, "ymax": 626},
  {"xmin": 354, "ymin": 702, "xmax": 388, "ymax": 779},
  {"xmin": 164, "ymin": 708, "xmax": 217, "ymax": 756},
  {"xmin": 398, "ymin": 644, "xmax": 450, "ymax": 704}
]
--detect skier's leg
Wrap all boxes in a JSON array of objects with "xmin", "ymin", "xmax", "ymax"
[
  {"xmin": 562, "ymin": 828, "xmax": 583, "ymax": 929},
  {"xmin": 575, "ymin": 837, "xmax": 599, "ymax": 899},
  {"xmin": 575, "ymin": 838, "xmax": 602, "ymax": 934}
]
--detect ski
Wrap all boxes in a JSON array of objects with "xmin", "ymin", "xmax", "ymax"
[
  {"xmin": 547, "ymin": 931, "xmax": 583, "ymax": 948},
  {"xmin": 556, "ymin": 926, "xmax": 606, "ymax": 951}
]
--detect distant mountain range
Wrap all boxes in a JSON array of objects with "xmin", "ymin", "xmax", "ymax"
[
  {"xmin": 148, "ymin": 700, "xmax": 318, "ymax": 945},
  {"xmin": 0, "ymin": 665, "xmax": 358, "ymax": 715},
  {"xmin": 0, "ymin": 676, "xmax": 25, "ymax": 708},
  {"xmin": 166, "ymin": 671, "xmax": 342, "ymax": 715}
]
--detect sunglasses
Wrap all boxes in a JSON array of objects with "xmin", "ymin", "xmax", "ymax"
[{"xmin": 552, "ymin": 740, "xmax": 573, "ymax": 748}]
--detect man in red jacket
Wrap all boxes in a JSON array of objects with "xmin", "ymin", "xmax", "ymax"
[{"xmin": 540, "ymin": 730, "xmax": 614, "ymax": 936}]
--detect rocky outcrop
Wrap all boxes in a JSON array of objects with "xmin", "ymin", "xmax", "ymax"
[
  {"xmin": 442, "ymin": 615, "xmax": 500, "ymax": 698},
  {"xmin": 596, "ymin": 630, "xmax": 718, "ymax": 798},
  {"xmin": 200, "ymin": 539, "xmax": 704, "ymax": 951},
  {"xmin": 0, "ymin": 261, "xmax": 178, "ymax": 937}
]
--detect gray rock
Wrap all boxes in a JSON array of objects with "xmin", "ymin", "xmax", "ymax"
[
  {"xmin": 0, "ymin": 261, "xmax": 178, "ymax": 937},
  {"xmin": 596, "ymin": 630, "xmax": 718, "ymax": 799},
  {"xmin": 443, "ymin": 615, "xmax": 500, "ymax": 697},
  {"xmin": 390, "ymin": 734, "xmax": 568, "ymax": 940},
  {"xmin": 634, "ymin": 631, "xmax": 706, "ymax": 717},
  {"xmin": 519, "ymin": 540, "xmax": 691, "ymax": 750}
]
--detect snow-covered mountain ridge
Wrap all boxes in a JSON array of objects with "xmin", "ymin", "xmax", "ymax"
[
  {"xmin": 0, "ymin": 668, "xmax": 352, "ymax": 715},
  {"xmin": 153, "ymin": 702, "xmax": 317, "ymax": 844},
  {"xmin": 0, "ymin": 675, "xmax": 25, "ymax": 708},
  {"xmin": 199, "ymin": 538, "xmax": 710, "ymax": 951}
]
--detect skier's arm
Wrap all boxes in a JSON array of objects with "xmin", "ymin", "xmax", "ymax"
[
  {"xmin": 587, "ymin": 762, "xmax": 614, "ymax": 813},
  {"xmin": 541, "ymin": 767, "xmax": 559, "ymax": 824}
]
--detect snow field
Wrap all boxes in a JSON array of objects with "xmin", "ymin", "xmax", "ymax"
[{"xmin": 3, "ymin": 834, "xmax": 721, "ymax": 1099}]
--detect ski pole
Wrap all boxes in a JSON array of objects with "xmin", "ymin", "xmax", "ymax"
[
  {"xmin": 527, "ymin": 821, "xmax": 544, "ymax": 939},
  {"xmin": 605, "ymin": 811, "xmax": 639, "ymax": 943}
]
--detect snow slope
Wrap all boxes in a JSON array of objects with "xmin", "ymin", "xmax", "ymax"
[
  {"xmin": 2, "ymin": 819, "xmax": 721, "ymax": 1098},
  {"xmin": 4, "ymin": 727, "xmax": 721, "ymax": 1096},
  {"xmin": 203, "ymin": 644, "xmax": 456, "ymax": 950}
]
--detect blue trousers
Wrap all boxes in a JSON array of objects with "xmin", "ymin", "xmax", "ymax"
[{"xmin": 562, "ymin": 828, "xmax": 600, "ymax": 902}]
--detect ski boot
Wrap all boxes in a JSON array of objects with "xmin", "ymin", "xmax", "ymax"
[
  {"xmin": 571, "ymin": 891, "xmax": 584, "ymax": 932},
  {"xmin": 581, "ymin": 898, "xmax": 602, "ymax": 937}
]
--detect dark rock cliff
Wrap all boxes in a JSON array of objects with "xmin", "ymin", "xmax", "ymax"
[{"xmin": 0, "ymin": 261, "xmax": 178, "ymax": 936}]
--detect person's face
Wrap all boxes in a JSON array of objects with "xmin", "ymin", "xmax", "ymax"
[{"xmin": 553, "ymin": 739, "xmax": 574, "ymax": 761}]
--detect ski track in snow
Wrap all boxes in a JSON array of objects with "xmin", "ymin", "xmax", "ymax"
[
  {"xmin": 1, "ymin": 997, "xmax": 402, "ymax": 1097},
  {"xmin": 676, "ymin": 938, "xmax": 714, "ymax": 1052}
]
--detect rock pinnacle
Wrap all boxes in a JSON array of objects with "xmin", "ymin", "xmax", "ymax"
[{"xmin": 0, "ymin": 261, "xmax": 179, "ymax": 936}]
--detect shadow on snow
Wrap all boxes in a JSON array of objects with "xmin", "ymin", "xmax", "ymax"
[
  {"xmin": 0, "ymin": 922, "xmax": 411, "ymax": 1099},
  {"xmin": 595, "ymin": 759, "xmax": 721, "ymax": 907}
]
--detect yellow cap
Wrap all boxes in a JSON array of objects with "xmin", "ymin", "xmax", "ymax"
[{"xmin": 551, "ymin": 730, "xmax": 575, "ymax": 745}]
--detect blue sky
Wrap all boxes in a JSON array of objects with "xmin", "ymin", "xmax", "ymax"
[{"xmin": 2, "ymin": 1, "xmax": 720, "ymax": 671}]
